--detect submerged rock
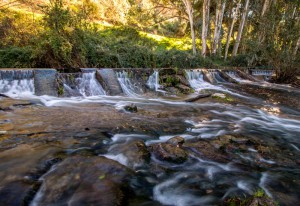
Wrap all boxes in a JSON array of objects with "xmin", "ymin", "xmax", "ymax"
[
  {"xmin": 149, "ymin": 143, "xmax": 188, "ymax": 164},
  {"xmin": 166, "ymin": 136, "xmax": 185, "ymax": 148},
  {"xmin": 123, "ymin": 103, "xmax": 138, "ymax": 113},
  {"xmin": 108, "ymin": 140, "xmax": 151, "ymax": 168},
  {"xmin": 32, "ymin": 156, "xmax": 132, "ymax": 206}
]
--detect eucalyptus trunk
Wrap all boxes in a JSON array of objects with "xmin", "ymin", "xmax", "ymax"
[
  {"xmin": 224, "ymin": 1, "xmax": 240, "ymax": 59},
  {"xmin": 212, "ymin": 0, "xmax": 226, "ymax": 55},
  {"xmin": 202, "ymin": 0, "xmax": 211, "ymax": 57},
  {"xmin": 232, "ymin": 0, "xmax": 250, "ymax": 56},
  {"xmin": 183, "ymin": 0, "xmax": 197, "ymax": 55}
]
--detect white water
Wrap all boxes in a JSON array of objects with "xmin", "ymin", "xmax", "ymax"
[
  {"xmin": 185, "ymin": 70, "xmax": 224, "ymax": 91},
  {"xmin": 0, "ymin": 70, "xmax": 34, "ymax": 98},
  {"xmin": 116, "ymin": 71, "xmax": 141, "ymax": 97},
  {"xmin": 225, "ymin": 71, "xmax": 249, "ymax": 83},
  {"xmin": 210, "ymin": 71, "xmax": 226, "ymax": 83},
  {"xmin": 147, "ymin": 70, "xmax": 162, "ymax": 92},
  {"xmin": 251, "ymin": 70, "xmax": 273, "ymax": 76},
  {"xmin": 77, "ymin": 72, "xmax": 106, "ymax": 96}
]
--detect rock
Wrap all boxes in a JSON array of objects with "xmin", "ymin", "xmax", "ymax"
[
  {"xmin": 33, "ymin": 156, "xmax": 132, "ymax": 206},
  {"xmin": 166, "ymin": 136, "xmax": 185, "ymax": 148},
  {"xmin": 123, "ymin": 103, "xmax": 138, "ymax": 113},
  {"xmin": 223, "ymin": 194, "xmax": 277, "ymax": 206},
  {"xmin": 108, "ymin": 140, "xmax": 150, "ymax": 168},
  {"xmin": 185, "ymin": 94, "xmax": 211, "ymax": 102},
  {"xmin": 149, "ymin": 143, "xmax": 188, "ymax": 164},
  {"xmin": 212, "ymin": 93, "xmax": 226, "ymax": 99},
  {"xmin": 176, "ymin": 84, "xmax": 191, "ymax": 94}
]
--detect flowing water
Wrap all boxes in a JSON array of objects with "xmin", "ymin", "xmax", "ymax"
[
  {"xmin": 61, "ymin": 72, "xmax": 106, "ymax": 97},
  {"xmin": 0, "ymin": 70, "xmax": 34, "ymax": 98},
  {"xmin": 0, "ymin": 69, "xmax": 300, "ymax": 206},
  {"xmin": 147, "ymin": 70, "xmax": 163, "ymax": 92},
  {"xmin": 116, "ymin": 71, "xmax": 142, "ymax": 97}
]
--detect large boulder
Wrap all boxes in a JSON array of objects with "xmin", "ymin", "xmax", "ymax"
[{"xmin": 32, "ymin": 156, "xmax": 132, "ymax": 206}]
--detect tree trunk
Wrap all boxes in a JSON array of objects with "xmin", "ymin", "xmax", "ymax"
[
  {"xmin": 217, "ymin": 1, "xmax": 226, "ymax": 55},
  {"xmin": 261, "ymin": 0, "xmax": 270, "ymax": 17},
  {"xmin": 232, "ymin": 0, "xmax": 250, "ymax": 57},
  {"xmin": 202, "ymin": 0, "xmax": 211, "ymax": 57},
  {"xmin": 212, "ymin": 0, "xmax": 221, "ymax": 55},
  {"xmin": 258, "ymin": 0, "xmax": 271, "ymax": 44},
  {"xmin": 294, "ymin": 37, "xmax": 300, "ymax": 56},
  {"xmin": 224, "ymin": 1, "xmax": 240, "ymax": 59},
  {"xmin": 182, "ymin": 0, "xmax": 196, "ymax": 55}
]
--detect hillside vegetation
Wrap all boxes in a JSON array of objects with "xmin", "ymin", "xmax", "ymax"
[{"xmin": 0, "ymin": 0, "xmax": 299, "ymax": 83}]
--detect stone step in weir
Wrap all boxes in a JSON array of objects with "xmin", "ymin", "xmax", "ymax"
[
  {"xmin": 96, "ymin": 69, "xmax": 123, "ymax": 95},
  {"xmin": 34, "ymin": 69, "xmax": 58, "ymax": 96},
  {"xmin": 201, "ymin": 69, "xmax": 216, "ymax": 84}
]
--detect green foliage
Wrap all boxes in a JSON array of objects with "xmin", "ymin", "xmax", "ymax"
[
  {"xmin": 254, "ymin": 189, "xmax": 265, "ymax": 198},
  {"xmin": 0, "ymin": 47, "xmax": 33, "ymax": 68}
]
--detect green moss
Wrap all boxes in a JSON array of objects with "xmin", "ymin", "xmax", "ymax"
[
  {"xmin": 254, "ymin": 189, "xmax": 265, "ymax": 198},
  {"xmin": 58, "ymin": 85, "xmax": 64, "ymax": 96}
]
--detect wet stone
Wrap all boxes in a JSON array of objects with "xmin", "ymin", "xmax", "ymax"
[
  {"xmin": 149, "ymin": 143, "xmax": 188, "ymax": 164},
  {"xmin": 32, "ymin": 156, "xmax": 132, "ymax": 206},
  {"xmin": 166, "ymin": 136, "xmax": 185, "ymax": 148},
  {"xmin": 108, "ymin": 140, "xmax": 151, "ymax": 169},
  {"xmin": 124, "ymin": 103, "xmax": 138, "ymax": 113}
]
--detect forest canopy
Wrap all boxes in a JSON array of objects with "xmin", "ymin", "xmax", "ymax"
[{"xmin": 0, "ymin": 0, "xmax": 299, "ymax": 82}]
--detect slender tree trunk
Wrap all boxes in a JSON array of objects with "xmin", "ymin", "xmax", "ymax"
[
  {"xmin": 261, "ymin": 0, "xmax": 270, "ymax": 17},
  {"xmin": 258, "ymin": 0, "xmax": 271, "ymax": 44},
  {"xmin": 224, "ymin": 1, "xmax": 240, "ymax": 59},
  {"xmin": 293, "ymin": 37, "xmax": 300, "ymax": 56},
  {"xmin": 212, "ymin": 0, "xmax": 221, "ymax": 55},
  {"xmin": 232, "ymin": 0, "xmax": 250, "ymax": 57},
  {"xmin": 216, "ymin": 1, "xmax": 226, "ymax": 55},
  {"xmin": 213, "ymin": 0, "xmax": 227, "ymax": 55},
  {"xmin": 183, "ymin": 0, "xmax": 196, "ymax": 55},
  {"xmin": 202, "ymin": 0, "xmax": 211, "ymax": 57}
]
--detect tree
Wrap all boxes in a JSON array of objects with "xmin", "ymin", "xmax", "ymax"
[
  {"xmin": 232, "ymin": 0, "xmax": 249, "ymax": 56},
  {"xmin": 212, "ymin": 0, "xmax": 226, "ymax": 55},
  {"xmin": 182, "ymin": 0, "xmax": 197, "ymax": 55},
  {"xmin": 202, "ymin": 0, "xmax": 210, "ymax": 57},
  {"xmin": 224, "ymin": 0, "xmax": 240, "ymax": 59}
]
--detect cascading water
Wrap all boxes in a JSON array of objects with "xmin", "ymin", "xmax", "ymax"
[
  {"xmin": 61, "ymin": 72, "xmax": 106, "ymax": 97},
  {"xmin": 116, "ymin": 71, "xmax": 141, "ymax": 97},
  {"xmin": 210, "ymin": 71, "xmax": 226, "ymax": 83},
  {"xmin": 226, "ymin": 71, "xmax": 246, "ymax": 82},
  {"xmin": 185, "ymin": 69, "xmax": 223, "ymax": 91},
  {"xmin": 251, "ymin": 70, "xmax": 273, "ymax": 76},
  {"xmin": 147, "ymin": 70, "xmax": 160, "ymax": 91},
  {"xmin": 0, "ymin": 69, "xmax": 34, "ymax": 97},
  {"xmin": 78, "ymin": 72, "xmax": 106, "ymax": 96}
]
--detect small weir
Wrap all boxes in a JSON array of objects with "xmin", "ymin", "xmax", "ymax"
[{"xmin": 0, "ymin": 69, "xmax": 34, "ymax": 97}]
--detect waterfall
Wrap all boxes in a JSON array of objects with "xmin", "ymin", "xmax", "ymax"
[
  {"xmin": 0, "ymin": 70, "xmax": 34, "ymax": 97},
  {"xmin": 210, "ymin": 71, "xmax": 226, "ymax": 83},
  {"xmin": 61, "ymin": 72, "xmax": 106, "ymax": 97},
  {"xmin": 251, "ymin": 70, "xmax": 273, "ymax": 76},
  {"xmin": 185, "ymin": 70, "xmax": 220, "ymax": 91},
  {"xmin": 78, "ymin": 72, "xmax": 106, "ymax": 96},
  {"xmin": 147, "ymin": 70, "xmax": 160, "ymax": 91},
  {"xmin": 225, "ymin": 71, "xmax": 245, "ymax": 82},
  {"xmin": 116, "ymin": 71, "xmax": 141, "ymax": 97}
]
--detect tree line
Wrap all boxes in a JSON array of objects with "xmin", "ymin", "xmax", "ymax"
[{"xmin": 0, "ymin": 0, "xmax": 299, "ymax": 83}]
